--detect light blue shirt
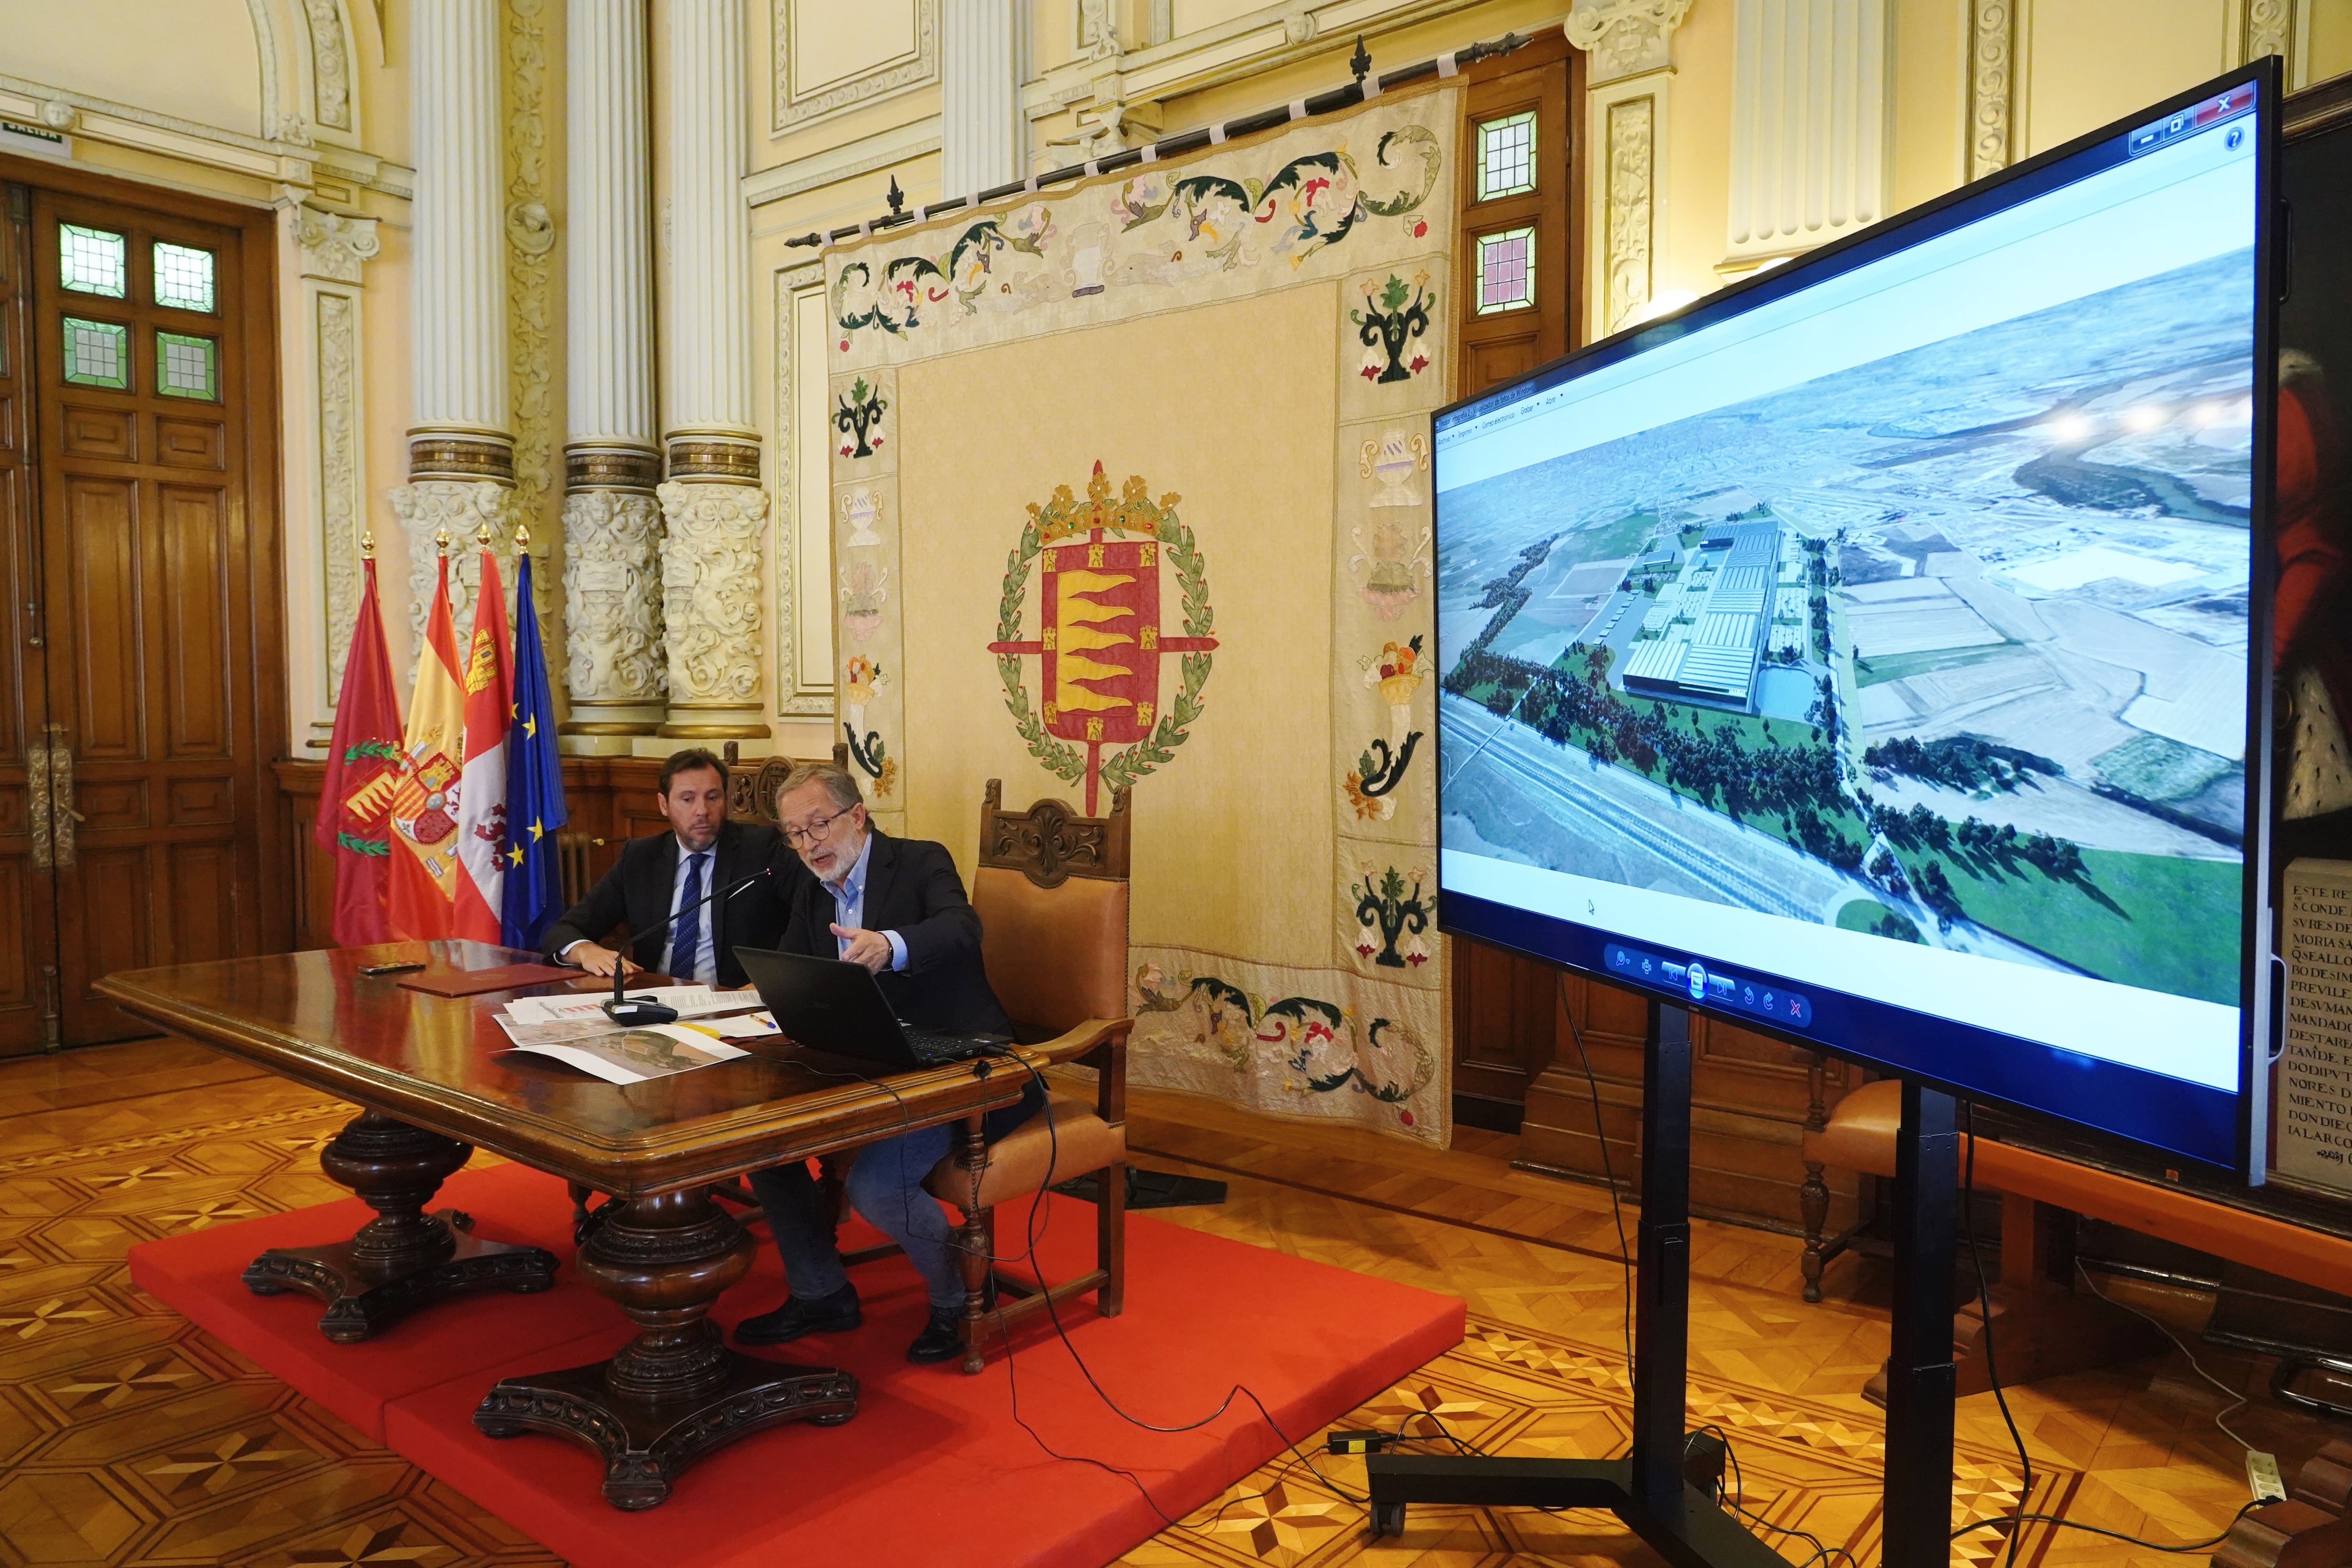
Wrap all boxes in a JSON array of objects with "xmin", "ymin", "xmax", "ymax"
[
  {"xmin": 667, "ymin": 843, "xmax": 718, "ymax": 985},
  {"xmin": 827, "ymin": 833, "xmax": 908, "ymax": 972}
]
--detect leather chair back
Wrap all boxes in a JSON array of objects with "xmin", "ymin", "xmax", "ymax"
[
  {"xmin": 974, "ymin": 869, "xmax": 1128, "ymax": 1036},
  {"xmin": 970, "ymin": 780, "xmax": 1132, "ymax": 1041}
]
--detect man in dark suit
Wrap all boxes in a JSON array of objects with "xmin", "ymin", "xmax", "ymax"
[
  {"xmin": 540, "ymin": 748, "xmax": 796, "ymax": 988},
  {"xmin": 735, "ymin": 761, "xmax": 1038, "ymax": 1365}
]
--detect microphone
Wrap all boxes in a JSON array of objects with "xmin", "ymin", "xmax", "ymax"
[{"xmin": 604, "ymin": 864, "xmax": 773, "ymax": 1025}]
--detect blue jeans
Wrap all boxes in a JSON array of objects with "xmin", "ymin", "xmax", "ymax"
[{"xmin": 749, "ymin": 1122, "xmax": 963, "ymax": 1312}]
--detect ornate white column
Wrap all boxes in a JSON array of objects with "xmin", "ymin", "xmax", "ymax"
[
  {"xmin": 559, "ymin": 0, "xmax": 664, "ymax": 755},
  {"xmin": 648, "ymin": 0, "xmax": 770, "ymax": 756},
  {"xmin": 942, "ymin": 0, "xmax": 1022, "ymax": 197},
  {"xmin": 1724, "ymin": 0, "xmax": 1890, "ymax": 270},
  {"xmin": 390, "ymin": 0, "xmax": 513, "ymax": 661},
  {"xmin": 1568, "ymin": 0, "xmax": 1696, "ymax": 337}
]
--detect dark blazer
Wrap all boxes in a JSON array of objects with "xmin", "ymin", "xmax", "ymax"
[
  {"xmin": 542, "ymin": 819, "xmax": 800, "ymax": 987},
  {"xmin": 776, "ymin": 828, "xmax": 1015, "ymax": 1036}
]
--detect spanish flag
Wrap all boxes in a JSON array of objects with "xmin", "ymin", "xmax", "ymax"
[
  {"xmin": 452, "ymin": 549, "xmax": 513, "ymax": 942},
  {"xmin": 387, "ymin": 553, "xmax": 468, "ymax": 941}
]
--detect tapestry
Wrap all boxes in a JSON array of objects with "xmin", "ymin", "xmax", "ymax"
[{"xmin": 826, "ymin": 84, "xmax": 1459, "ymax": 1141}]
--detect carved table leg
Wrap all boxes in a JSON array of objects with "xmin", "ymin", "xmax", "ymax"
[
  {"xmin": 242, "ymin": 1112, "xmax": 558, "ymax": 1342},
  {"xmin": 473, "ymin": 1185, "xmax": 858, "ymax": 1509}
]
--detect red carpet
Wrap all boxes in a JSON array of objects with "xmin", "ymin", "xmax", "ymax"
[{"xmin": 129, "ymin": 1164, "xmax": 1464, "ymax": 1568}]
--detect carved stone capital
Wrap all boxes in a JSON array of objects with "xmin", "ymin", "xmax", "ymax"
[
  {"xmin": 562, "ymin": 488, "xmax": 668, "ymax": 710},
  {"xmin": 295, "ymin": 205, "xmax": 381, "ymax": 284},
  {"xmin": 387, "ymin": 480, "xmax": 516, "ymax": 674},
  {"xmin": 1567, "ymin": 0, "xmax": 1695, "ymax": 84},
  {"xmin": 655, "ymin": 480, "xmax": 767, "ymax": 712}
]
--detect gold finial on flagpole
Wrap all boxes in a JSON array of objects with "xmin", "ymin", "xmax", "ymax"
[
  {"xmin": 515, "ymin": 521, "xmax": 532, "ymax": 555},
  {"xmin": 359, "ymin": 528, "xmax": 374, "ymax": 560},
  {"xmin": 434, "ymin": 526, "xmax": 450, "ymax": 557},
  {"xmin": 474, "ymin": 516, "xmax": 493, "ymax": 549}
]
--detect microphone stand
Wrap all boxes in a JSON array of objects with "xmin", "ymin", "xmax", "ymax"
[{"xmin": 604, "ymin": 865, "xmax": 773, "ymax": 1025}]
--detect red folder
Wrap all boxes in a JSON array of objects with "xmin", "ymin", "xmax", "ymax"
[{"xmin": 396, "ymin": 963, "xmax": 580, "ymax": 998}]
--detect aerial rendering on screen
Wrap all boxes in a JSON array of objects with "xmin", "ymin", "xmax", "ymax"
[{"xmin": 1439, "ymin": 247, "xmax": 2253, "ymax": 1009}]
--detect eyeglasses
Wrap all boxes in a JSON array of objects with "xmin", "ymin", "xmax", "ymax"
[{"xmin": 781, "ymin": 807, "xmax": 855, "ymax": 847}]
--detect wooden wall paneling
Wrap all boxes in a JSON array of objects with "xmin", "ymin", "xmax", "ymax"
[{"xmin": 0, "ymin": 181, "xmax": 53, "ymax": 1054}]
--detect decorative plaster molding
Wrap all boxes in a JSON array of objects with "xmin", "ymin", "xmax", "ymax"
[
  {"xmin": 504, "ymin": 0, "xmax": 560, "ymax": 658},
  {"xmin": 771, "ymin": 0, "xmax": 939, "ymax": 136},
  {"xmin": 1079, "ymin": 0, "xmax": 1122, "ymax": 62},
  {"xmin": 1967, "ymin": 0, "xmax": 2015, "ymax": 180},
  {"xmin": 304, "ymin": 0, "xmax": 354, "ymax": 130},
  {"xmin": 1567, "ymin": 0, "xmax": 1694, "ymax": 85},
  {"xmin": 744, "ymin": 119, "xmax": 941, "ymax": 211},
  {"xmin": 388, "ymin": 480, "xmax": 516, "ymax": 677},
  {"xmin": 318, "ymin": 292, "xmax": 362, "ymax": 701},
  {"xmin": 1604, "ymin": 94, "xmax": 1655, "ymax": 331},
  {"xmin": 771, "ymin": 261, "xmax": 833, "ymax": 718},
  {"xmin": 562, "ymin": 489, "xmax": 667, "ymax": 705},
  {"xmin": 2246, "ymin": 0, "xmax": 2293, "ymax": 72},
  {"xmin": 657, "ymin": 480, "xmax": 769, "ymax": 710},
  {"xmin": 294, "ymin": 205, "xmax": 380, "ymax": 283}
]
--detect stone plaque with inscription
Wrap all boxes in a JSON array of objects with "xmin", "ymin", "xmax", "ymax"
[{"xmin": 2278, "ymin": 859, "xmax": 2352, "ymax": 1194}]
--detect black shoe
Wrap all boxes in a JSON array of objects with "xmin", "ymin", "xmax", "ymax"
[
  {"xmin": 907, "ymin": 1307, "xmax": 966, "ymax": 1364},
  {"xmin": 736, "ymin": 1283, "xmax": 861, "ymax": 1346}
]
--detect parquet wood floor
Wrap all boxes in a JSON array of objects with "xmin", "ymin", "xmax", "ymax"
[{"xmin": 0, "ymin": 1042, "xmax": 2327, "ymax": 1567}]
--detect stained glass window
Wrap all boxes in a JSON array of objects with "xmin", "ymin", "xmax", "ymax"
[
  {"xmin": 153, "ymin": 242, "xmax": 216, "ymax": 312},
  {"xmin": 62, "ymin": 318, "xmax": 128, "ymax": 388},
  {"xmin": 59, "ymin": 224, "xmax": 126, "ymax": 298},
  {"xmin": 1477, "ymin": 111, "xmax": 1537, "ymax": 200},
  {"xmin": 1475, "ymin": 227, "xmax": 1537, "ymax": 315},
  {"xmin": 155, "ymin": 331, "xmax": 217, "ymax": 400}
]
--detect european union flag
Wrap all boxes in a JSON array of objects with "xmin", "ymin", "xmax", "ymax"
[{"xmin": 501, "ymin": 548, "xmax": 570, "ymax": 948}]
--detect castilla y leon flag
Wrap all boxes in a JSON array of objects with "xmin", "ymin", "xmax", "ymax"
[
  {"xmin": 312, "ymin": 554, "xmax": 405, "ymax": 946},
  {"xmin": 388, "ymin": 552, "xmax": 469, "ymax": 941},
  {"xmin": 453, "ymin": 548, "xmax": 514, "ymax": 942}
]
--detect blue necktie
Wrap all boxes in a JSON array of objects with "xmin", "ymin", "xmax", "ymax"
[{"xmin": 670, "ymin": 852, "xmax": 707, "ymax": 983}]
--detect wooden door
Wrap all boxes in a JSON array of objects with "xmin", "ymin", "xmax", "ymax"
[
  {"xmin": 0, "ymin": 187, "xmax": 55, "ymax": 1055},
  {"xmin": 5, "ymin": 167, "xmax": 284, "ymax": 1049},
  {"xmin": 1446, "ymin": 32, "xmax": 1584, "ymax": 1128}
]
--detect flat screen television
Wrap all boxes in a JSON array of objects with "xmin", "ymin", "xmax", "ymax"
[{"xmin": 1435, "ymin": 63, "xmax": 2281, "ymax": 1176}]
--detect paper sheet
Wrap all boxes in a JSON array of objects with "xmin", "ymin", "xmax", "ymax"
[{"xmin": 497, "ymin": 1022, "xmax": 752, "ymax": 1085}]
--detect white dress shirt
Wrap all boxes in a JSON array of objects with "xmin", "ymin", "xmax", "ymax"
[{"xmin": 559, "ymin": 834, "xmax": 719, "ymax": 982}]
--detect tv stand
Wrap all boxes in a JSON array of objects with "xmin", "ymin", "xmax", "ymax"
[{"xmin": 1367, "ymin": 1001, "xmax": 1960, "ymax": 1567}]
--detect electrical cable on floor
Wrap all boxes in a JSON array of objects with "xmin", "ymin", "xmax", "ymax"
[
  {"xmin": 1559, "ymin": 1004, "xmax": 1636, "ymax": 1382},
  {"xmin": 2071, "ymin": 1255, "xmax": 2257, "ymax": 1453},
  {"xmin": 1951, "ymin": 1499, "xmax": 2264, "ymax": 1552},
  {"xmin": 1960, "ymin": 1101, "xmax": 2032, "ymax": 1568},
  {"xmin": 1944, "ymin": 1103, "xmax": 2266, "ymax": 1558},
  {"xmin": 1684, "ymin": 1422, "xmax": 1861, "ymax": 1568},
  {"xmin": 950, "ymin": 1043, "xmax": 1364, "ymax": 1533}
]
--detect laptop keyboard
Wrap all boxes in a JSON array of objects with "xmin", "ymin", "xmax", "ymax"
[{"xmin": 900, "ymin": 1025, "xmax": 1005, "ymax": 1063}]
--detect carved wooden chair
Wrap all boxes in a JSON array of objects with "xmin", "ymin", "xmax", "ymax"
[
  {"xmin": 913, "ymin": 778, "xmax": 1134, "ymax": 1372},
  {"xmin": 724, "ymin": 759, "xmax": 1134, "ymax": 1373}
]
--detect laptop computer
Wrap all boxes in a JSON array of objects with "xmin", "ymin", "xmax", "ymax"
[{"xmin": 733, "ymin": 946, "xmax": 1012, "ymax": 1069}]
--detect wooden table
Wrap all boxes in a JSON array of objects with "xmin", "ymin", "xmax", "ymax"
[{"xmin": 97, "ymin": 939, "xmax": 1040, "ymax": 1508}]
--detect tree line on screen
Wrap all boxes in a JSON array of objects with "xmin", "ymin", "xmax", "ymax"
[{"xmin": 1445, "ymin": 641, "xmax": 2099, "ymax": 938}]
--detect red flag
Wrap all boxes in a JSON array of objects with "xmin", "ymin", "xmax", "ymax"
[{"xmin": 313, "ymin": 556, "xmax": 406, "ymax": 946}]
